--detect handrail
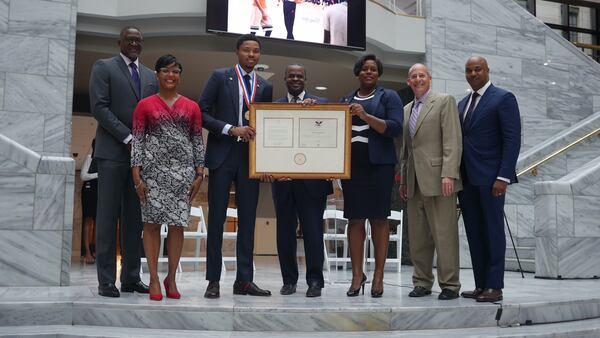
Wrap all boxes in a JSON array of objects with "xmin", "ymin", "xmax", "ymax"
[
  {"xmin": 517, "ymin": 128, "xmax": 600, "ymax": 177},
  {"xmin": 573, "ymin": 42, "xmax": 600, "ymax": 50}
]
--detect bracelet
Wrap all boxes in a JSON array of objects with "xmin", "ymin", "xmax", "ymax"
[
  {"xmin": 195, "ymin": 172, "xmax": 204, "ymax": 179},
  {"xmin": 134, "ymin": 181, "xmax": 143, "ymax": 189}
]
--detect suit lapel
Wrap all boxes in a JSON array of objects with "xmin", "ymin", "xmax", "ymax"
[
  {"xmin": 116, "ymin": 56, "xmax": 140, "ymax": 100},
  {"xmin": 370, "ymin": 87, "xmax": 384, "ymax": 117},
  {"xmin": 413, "ymin": 94, "xmax": 437, "ymax": 136},
  {"xmin": 226, "ymin": 68, "xmax": 239, "ymax": 120},
  {"xmin": 468, "ymin": 84, "xmax": 495, "ymax": 129}
]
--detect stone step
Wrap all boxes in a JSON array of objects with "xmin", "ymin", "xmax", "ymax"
[
  {"xmin": 506, "ymin": 246, "xmax": 535, "ymax": 260},
  {"xmin": 5, "ymin": 318, "xmax": 600, "ymax": 338},
  {"xmin": 505, "ymin": 257, "xmax": 535, "ymax": 273},
  {"xmin": 517, "ymin": 237, "xmax": 536, "ymax": 247}
]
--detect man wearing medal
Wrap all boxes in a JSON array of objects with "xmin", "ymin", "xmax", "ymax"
[{"xmin": 199, "ymin": 34, "xmax": 273, "ymax": 298}]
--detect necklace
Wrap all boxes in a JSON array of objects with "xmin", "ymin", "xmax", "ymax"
[{"xmin": 356, "ymin": 88, "xmax": 376, "ymax": 98}]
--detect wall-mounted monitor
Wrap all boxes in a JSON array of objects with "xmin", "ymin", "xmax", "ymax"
[{"xmin": 206, "ymin": 0, "xmax": 366, "ymax": 50}]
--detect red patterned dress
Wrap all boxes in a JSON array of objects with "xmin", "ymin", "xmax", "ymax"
[{"xmin": 131, "ymin": 95, "xmax": 205, "ymax": 226}]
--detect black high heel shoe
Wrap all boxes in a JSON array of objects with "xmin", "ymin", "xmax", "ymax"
[
  {"xmin": 371, "ymin": 279, "xmax": 384, "ymax": 298},
  {"xmin": 346, "ymin": 273, "xmax": 367, "ymax": 297}
]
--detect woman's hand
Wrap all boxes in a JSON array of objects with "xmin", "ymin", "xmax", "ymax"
[
  {"xmin": 349, "ymin": 103, "xmax": 368, "ymax": 120},
  {"xmin": 135, "ymin": 180, "xmax": 148, "ymax": 205},
  {"xmin": 189, "ymin": 176, "xmax": 203, "ymax": 202}
]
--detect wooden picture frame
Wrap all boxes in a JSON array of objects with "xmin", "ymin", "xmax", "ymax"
[{"xmin": 249, "ymin": 103, "xmax": 351, "ymax": 179}]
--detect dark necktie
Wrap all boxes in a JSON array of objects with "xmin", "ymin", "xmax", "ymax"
[
  {"xmin": 129, "ymin": 62, "xmax": 141, "ymax": 97},
  {"xmin": 242, "ymin": 74, "xmax": 252, "ymax": 114},
  {"xmin": 462, "ymin": 92, "xmax": 480, "ymax": 128},
  {"xmin": 291, "ymin": 96, "xmax": 299, "ymax": 103}
]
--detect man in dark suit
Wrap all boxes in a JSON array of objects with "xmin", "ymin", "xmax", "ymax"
[
  {"xmin": 457, "ymin": 56, "xmax": 521, "ymax": 302},
  {"xmin": 199, "ymin": 34, "xmax": 273, "ymax": 298},
  {"xmin": 89, "ymin": 26, "xmax": 157, "ymax": 297},
  {"xmin": 272, "ymin": 64, "xmax": 332, "ymax": 297}
]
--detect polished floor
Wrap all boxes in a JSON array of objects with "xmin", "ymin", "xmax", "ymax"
[{"xmin": 1, "ymin": 256, "xmax": 600, "ymax": 337}]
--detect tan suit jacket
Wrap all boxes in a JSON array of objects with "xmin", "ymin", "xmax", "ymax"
[{"xmin": 400, "ymin": 91, "xmax": 463, "ymax": 197}]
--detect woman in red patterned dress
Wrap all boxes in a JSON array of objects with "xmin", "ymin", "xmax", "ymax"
[{"xmin": 131, "ymin": 54, "xmax": 205, "ymax": 301}]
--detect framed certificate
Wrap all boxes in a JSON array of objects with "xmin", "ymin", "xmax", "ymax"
[{"xmin": 249, "ymin": 103, "xmax": 351, "ymax": 179}]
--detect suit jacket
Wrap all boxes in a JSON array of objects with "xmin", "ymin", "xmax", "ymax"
[
  {"xmin": 400, "ymin": 92, "xmax": 462, "ymax": 198},
  {"xmin": 340, "ymin": 86, "xmax": 403, "ymax": 165},
  {"xmin": 199, "ymin": 67, "xmax": 273, "ymax": 170},
  {"xmin": 273, "ymin": 93, "xmax": 333, "ymax": 198},
  {"xmin": 457, "ymin": 84, "xmax": 521, "ymax": 186},
  {"xmin": 90, "ymin": 55, "xmax": 158, "ymax": 162}
]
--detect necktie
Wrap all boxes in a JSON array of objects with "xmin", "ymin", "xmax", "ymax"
[
  {"xmin": 408, "ymin": 100, "xmax": 421, "ymax": 138},
  {"xmin": 462, "ymin": 92, "xmax": 480, "ymax": 128},
  {"xmin": 242, "ymin": 74, "xmax": 252, "ymax": 114},
  {"xmin": 291, "ymin": 96, "xmax": 299, "ymax": 103},
  {"xmin": 129, "ymin": 62, "xmax": 141, "ymax": 97}
]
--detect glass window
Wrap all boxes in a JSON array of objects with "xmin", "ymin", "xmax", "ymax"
[
  {"xmin": 537, "ymin": 0, "xmax": 564, "ymax": 25},
  {"xmin": 569, "ymin": 5, "xmax": 596, "ymax": 30}
]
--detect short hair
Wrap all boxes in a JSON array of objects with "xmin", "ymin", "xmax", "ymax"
[
  {"xmin": 155, "ymin": 54, "xmax": 183, "ymax": 73},
  {"xmin": 120, "ymin": 26, "xmax": 141, "ymax": 38},
  {"xmin": 236, "ymin": 34, "xmax": 261, "ymax": 50},
  {"xmin": 284, "ymin": 64, "xmax": 306, "ymax": 79},
  {"xmin": 353, "ymin": 54, "xmax": 384, "ymax": 76}
]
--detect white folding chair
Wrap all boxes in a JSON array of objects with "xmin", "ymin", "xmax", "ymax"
[
  {"xmin": 366, "ymin": 210, "xmax": 403, "ymax": 272},
  {"xmin": 322, "ymin": 209, "xmax": 368, "ymax": 283}
]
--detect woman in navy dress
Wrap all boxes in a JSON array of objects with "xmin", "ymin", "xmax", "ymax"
[{"xmin": 340, "ymin": 54, "xmax": 403, "ymax": 297}]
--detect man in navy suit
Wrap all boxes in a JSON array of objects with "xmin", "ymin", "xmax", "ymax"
[
  {"xmin": 272, "ymin": 64, "xmax": 332, "ymax": 297},
  {"xmin": 199, "ymin": 34, "xmax": 273, "ymax": 298},
  {"xmin": 457, "ymin": 56, "xmax": 521, "ymax": 302}
]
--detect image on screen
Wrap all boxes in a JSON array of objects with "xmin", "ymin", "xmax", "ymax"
[{"xmin": 227, "ymin": 0, "xmax": 350, "ymax": 47}]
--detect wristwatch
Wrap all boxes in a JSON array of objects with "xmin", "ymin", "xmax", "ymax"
[{"xmin": 228, "ymin": 126, "xmax": 236, "ymax": 136}]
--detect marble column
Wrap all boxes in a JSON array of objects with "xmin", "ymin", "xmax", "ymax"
[{"xmin": 0, "ymin": 0, "xmax": 77, "ymax": 286}]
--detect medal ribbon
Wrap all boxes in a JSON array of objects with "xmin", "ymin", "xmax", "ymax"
[{"xmin": 235, "ymin": 64, "xmax": 257, "ymax": 110}]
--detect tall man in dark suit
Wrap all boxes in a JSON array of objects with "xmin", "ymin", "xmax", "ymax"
[
  {"xmin": 273, "ymin": 64, "xmax": 332, "ymax": 297},
  {"xmin": 89, "ymin": 26, "xmax": 157, "ymax": 297},
  {"xmin": 457, "ymin": 56, "xmax": 521, "ymax": 302},
  {"xmin": 199, "ymin": 34, "xmax": 273, "ymax": 298}
]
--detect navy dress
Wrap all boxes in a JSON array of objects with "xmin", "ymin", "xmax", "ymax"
[{"xmin": 342, "ymin": 93, "xmax": 394, "ymax": 219}]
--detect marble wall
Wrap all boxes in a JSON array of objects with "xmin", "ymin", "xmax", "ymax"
[
  {"xmin": 0, "ymin": 0, "xmax": 77, "ymax": 286},
  {"xmin": 424, "ymin": 0, "xmax": 600, "ymax": 269},
  {"xmin": 534, "ymin": 156, "xmax": 600, "ymax": 278}
]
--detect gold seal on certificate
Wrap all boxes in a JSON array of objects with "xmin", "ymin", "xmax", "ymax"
[
  {"xmin": 294, "ymin": 153, "xmax": 307, "ymax": 165},
  {"xmin": 244, "ymin": 111, "xmax": 250, "ymax": 121},
  {"xmin": 249, "ymin": 103, "xmax": 351, "ymax": 179}
]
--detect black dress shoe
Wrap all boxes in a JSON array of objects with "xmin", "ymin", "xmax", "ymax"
[
  {"xmin": 461, "ymin": 288, "xmax": 484, "ymax": 299},
  {"xmin": 306, "ymin": 283, "xmax": 322, "ymax": 298},
  {"xmin": 98, "ymin": 283, "xmax": 120, "ymax": 298},
  {"xmin": 121, "ymin": 281, "xmax": 150, "ymax": 294},
  {"xmin": 280, "ymin": 283, "xmax": 297, "ymax": 295},
  {"xmin": 233, "ymin": 281, "xmax": 271, "ymax": 296},
  {"xmin": 438, "ymin": 289, "xmax": 459, "ymax": 300},
  {"xmin": 204, "ymin": 281, "xmax": 220, "ymax": 299},
  {"xmin": 408, "ymin": 286, "xmax": 432, "ymax": 297}
]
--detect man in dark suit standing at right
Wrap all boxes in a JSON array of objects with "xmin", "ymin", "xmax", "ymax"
[
  {"xmin": 199, "ymin": 34, "xmax": 273, "ymax": 299},
  {"xmin": 458, "ymin": 56, "xmax": 521, "ymax": 302},
  {"xmin": 273, "ymin": 64, "xmax": 332, "ymax": 298},
  {"xmin": 89, "ymin": 26, "xmax": 157, "ymax": 297}
]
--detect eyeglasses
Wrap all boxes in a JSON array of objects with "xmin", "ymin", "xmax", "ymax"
[{"xmin": 159, "ymin": 68, "xmax": 182, "ymax": 75}]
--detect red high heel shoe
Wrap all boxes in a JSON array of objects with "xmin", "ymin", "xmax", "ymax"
[
  {"xmin": 149, "ymin": 282, "xmax": 163, "ymax": 301},
  {"xmin": 164, "ymin": 278, "xmax": 181, "ymax": 299}
]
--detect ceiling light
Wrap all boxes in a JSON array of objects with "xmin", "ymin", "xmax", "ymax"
[{"xmin": 315, "ymin": 86, "xmax": 327, "ymax": 91}]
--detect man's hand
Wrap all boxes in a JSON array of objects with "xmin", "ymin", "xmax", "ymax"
[
  {"xmin": 399, "ymin": 184, "xmax": 408, "ymax": 201},
  {"xmin": 441, "ymin": 177, "xmax": 455, "ymax": 197},
  {"xmin": 260, "ymin": 173, "xmax": 275, "ymax": 183},
  {"xmin": 301, "ymin": 98, "xmax": 318, "ymax": 107},
  {"xmin": 492, "ymin": 179, "xmax": 508, "ymax": 197},
  {"xmin": 231, "ymin": 126, "xmax": 256, "ymax": 142}
]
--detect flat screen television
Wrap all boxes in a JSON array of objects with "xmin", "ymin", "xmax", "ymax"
[{"xmin": 206, "ymin": 0, "xmax": 366, "ymax": 50}]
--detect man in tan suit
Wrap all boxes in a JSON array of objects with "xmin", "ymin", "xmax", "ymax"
[{"xmin": 400, "ymin": 63, "xmax": 462, "ymax": 300}]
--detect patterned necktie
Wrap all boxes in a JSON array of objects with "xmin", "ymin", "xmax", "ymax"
[
  {"xmin": 462, "ymin": 92, "xmax": 480, "ymax": 128},
  {"xmin": 291, "ymin": 96, "xmax": 299, "ymax": 103},
  {"xmin": 129, "ymin": 62, "xmax": 141, "ymax": 97},
  {"xmin": 408, "ymin": 100, "xmax": 421, "ymax": 138}
]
